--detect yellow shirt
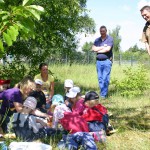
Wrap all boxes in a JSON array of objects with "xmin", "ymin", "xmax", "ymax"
[{"xmin": 34, "ymin": 74, "xmax": 54, "ymax": 96}]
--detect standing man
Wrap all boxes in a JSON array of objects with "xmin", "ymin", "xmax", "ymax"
[
  {"xmin": 140, "ymin": 5, "xmax": 150, "ymax": 55},
  {"xmin": 92, "ymin": 26, "xmax": 113, "ymax": 99}
]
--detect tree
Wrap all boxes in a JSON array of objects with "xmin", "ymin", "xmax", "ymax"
[
  {"xmin": 109, "ymin": 26, "xmax": 121, "ymax": 53},
  {"xmin": 6, "ymin": 0, "xmax": 95, "ymax": 65},
  {"xmin": 0, "ymin": 0, "xmax": 44, "ymax": 57},
  {"xmin": 82, "ymin": 41, "xmax": 93, "ymax": 52}
]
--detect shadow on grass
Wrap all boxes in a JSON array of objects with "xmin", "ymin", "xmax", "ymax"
[
  {"xmin": 54, "ymin": 80, "xmax": 150, "ymax": 132},
  {"xmin": 106, "ymin": 106, "xmax": 150, "ymax": 132}
]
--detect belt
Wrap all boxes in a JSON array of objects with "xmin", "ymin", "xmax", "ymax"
[{"xmin": 96, "ymin": 58, "xmax": 108, "ymax": 61}]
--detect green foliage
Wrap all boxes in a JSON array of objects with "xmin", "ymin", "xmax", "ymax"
[
  {"xmin": 0, "ymin": 0, "xmax": 44, "ymax": 57},
  {"xmin": 82, "ymin": 41, "xmax": 93, "ymax": 52},
  {"xmin": 113, "ymin": 65, "xmax": 149, "ymax": 97},
  {"xmin": 0, "ymin": 59, "xmax": 27, "ymax": 86},
  {"xmin": 109, "ymin": 25, "xmax": 121, "ymax": 53}
]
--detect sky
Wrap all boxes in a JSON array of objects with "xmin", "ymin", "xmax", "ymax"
[{"xmin": 79, "ymin": 0, "xmax": 150, "ymax": 51}]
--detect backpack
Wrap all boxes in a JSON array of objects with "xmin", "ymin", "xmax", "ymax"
[{"xmin": 12, "ymin": 113, "xmax": 36, "ymax": 141}]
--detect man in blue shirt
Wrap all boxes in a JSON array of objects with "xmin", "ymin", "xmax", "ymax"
[{"xmin": 92, "ymin": 26, "xmax": 113, "ymax": 99}]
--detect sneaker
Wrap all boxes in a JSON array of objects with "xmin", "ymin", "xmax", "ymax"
[{"xmin": 106, "ymin": 125, "xmax": 117, "ymax": 135}]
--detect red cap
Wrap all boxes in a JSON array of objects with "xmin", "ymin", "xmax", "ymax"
[{"xmin": 0, "ymin": 79, "xmax": 11, "ymax": 85}]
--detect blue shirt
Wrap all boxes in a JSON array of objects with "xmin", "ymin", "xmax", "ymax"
[{"xmin": 94, "ymin": 35, "xmax": 113, "ymax": 60}]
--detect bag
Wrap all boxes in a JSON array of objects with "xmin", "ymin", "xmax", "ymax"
[
  {"xmin": 88, "ymin": 121, "xmax": 105, "ymax": 132},
  {"xmin": 12, "ymin": 113, "xmax": 35, "ymax": 141},
  {"xmin": 93, "ymin": 108, "xmax": 109, "ymax": 131}
]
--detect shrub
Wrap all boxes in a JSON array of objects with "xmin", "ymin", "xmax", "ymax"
[{"xmin": 113, "ymin": 65, "xmax": 149, "ymax": 97}]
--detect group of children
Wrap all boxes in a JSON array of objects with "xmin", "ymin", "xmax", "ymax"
[{"xmin": 1, "ymin": 78, "xmax": 114, "ymax": 149}]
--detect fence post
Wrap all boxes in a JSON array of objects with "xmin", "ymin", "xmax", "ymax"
[
  {"xmin": 119, "ymin": 53, "xmax": 121, "ymax": 66},
  {"xmin": 131, "ymin": 55, "xmax": 133, "ymax": 66}
]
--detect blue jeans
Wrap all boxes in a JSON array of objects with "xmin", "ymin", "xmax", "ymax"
[{"xmin": 96, "ymin": 59, "xmax": 112, "ymax": 97}]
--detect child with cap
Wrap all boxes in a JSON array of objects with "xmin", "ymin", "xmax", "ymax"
[
  {"xmin": 51, "ymin": 94, "xmax": 71, "ymax": 129},
  {"xmin": 11, "ymin": 96, "xmax": 47, "ymax": 141},
  {"xmin": 66, "ymin": 86, "xmax": 85, "ymax": 115},
  {"xmin": 82, "ymin": 91, "xmax": 108, "ymax": 143},
  {"xmin": 82, "ymin": 91, "xmax": 109, "ymax": 132},
  {"xmin": 51, "ymin": 94, "xmax": 89, "ymax": 133},
  {"xmin": 12, "ymin": 96, "xmax": 58, "ymax": 141},
  {"xmin": 64, "ymin": 79, "xmax": 74, "ymax": 109},
  {"xmin": 29, "ymin": 79, "xmax": 46, "ymax": 113},
  {"xmin": 0, "ymin": 80, "xmax": 10, "ymax": 92}
]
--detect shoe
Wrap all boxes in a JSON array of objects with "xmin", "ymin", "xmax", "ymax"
[
  {"xmin": 100, "ymin": 96, "xmax": 106, "ymax": 100},
  {"xmin": 106, "ymin": 125, "xmax": 117, "ymax": 135}
]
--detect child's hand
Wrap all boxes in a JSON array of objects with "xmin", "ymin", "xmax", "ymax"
[{"xmin": 46, "ymin": 115, "xmax": 53, "ymax": 122}]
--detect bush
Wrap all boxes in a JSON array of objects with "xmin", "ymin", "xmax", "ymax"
[
  {"xmin": 113, "ymin": 65, "xmax": 149, "ymax": 97},
  {"xmin": 0, "ymin": 59, "xmax": 39, "ymax": 87}
]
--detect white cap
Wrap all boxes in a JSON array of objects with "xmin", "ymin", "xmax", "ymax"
[
  {"xmin": 64, "ymin": 79, "xmax": 73, "ymax": 88},
  {"xmin": 23, "ymin": 96, "xmax": 37, "ymax": 110},
  {"xmin": 66, "ymin": 86, "xmax": 80, "ymax": 98},
  {"xmin": 35, "ymin": 79, "xmax": 43, "ymax": 85}
]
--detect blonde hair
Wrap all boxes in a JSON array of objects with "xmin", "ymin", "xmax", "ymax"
[{"xmin": 19, "ymin": 76, "xmax": 35, "ymax": 98}]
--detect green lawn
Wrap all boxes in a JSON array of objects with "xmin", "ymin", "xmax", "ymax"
[
  {"xmin": 50, "ymin": 63, "xmax": 150, "ymax": 150},
  {"xmin": 1, "ymin": 63, "xmax": 150, "ymax": 150}
]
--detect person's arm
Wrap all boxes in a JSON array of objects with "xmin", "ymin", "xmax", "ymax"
[
  {"xmin": 36, "ymin": 118, "xmax": 47, "ymax": 127},
  {"xmin": 13, "ymin": 102, "xmax": 23, "ymax": 112},
  {"xmin": 49, "ymin": 81, "xmax": 54, "ymax": 100},
  {"xmin": 97, "ymin": 45, "xmax": 112, "ymax": 53},
  {"xmin": 52, "ymin": 109, "xmax": 59, "ymax": 129},
  {"xmin": 92, "ymin": 45, "xmax": 104, "ymax": 52},
  {"xmin": 145, "ymin": 42, "xmax": 150, "ymax": 55},
  {"xmin": 32, "ymin": 109, "xmax": 52, "ymax": 120}
]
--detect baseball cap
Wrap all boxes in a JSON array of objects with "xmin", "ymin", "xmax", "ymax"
[
  {"xmin": 64, "ymin": 79, "xmax": 73, "ymax": 88},
  {"xmin": 52, "ymin": 94, "xmax": 64, "ymax": 105},
  {"xmin": 66, "ymin": 86, "xmax": 80, "ymax": 98},
  {"xmin": 0, "ymin": 79, "xmax": 10, "ymax": 85},
  {"xmin": 84, "ymin": 91, "xmax": 99, "ymax": 103},
  {"xmin": 23, "ymin": 96, "xmax": 37, "ymax": 110},
  {"xmin": 35, "ymin": 79, "xmax": 43, "ymax": 85}
]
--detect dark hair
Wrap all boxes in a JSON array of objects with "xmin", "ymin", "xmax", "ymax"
[
  {"xmin": 39, "ymin": 63, "xmax": 48, "ymax": 70},
  {"xmin": 100, "ymin": 25, "xmax": 107, "ymax": 31},
  {"xmin": 140, "ymin": 5, "xmax": 150, "ymax": 12}
]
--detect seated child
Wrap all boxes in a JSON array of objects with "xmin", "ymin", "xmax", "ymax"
[
  {"xmin": 64, "ymin": 79, "xmax": 74, "ymax": 109},
  {"xmin": 66, "ymin": 86, "xmax": 85, "ymax": 115},
  {"xmin": 82, "ymin": 91, "xmax": 109, "ymax": 132},
  {"xmin": 0, "ymin": 80, "xmax": 10, "ymax": 92},
  {"xmin": 29, "ymin": 79, "xmax": 46, "ymax": 113},
  {"xmin": 12, "ymin": 96, "xmax": 58, "ymax": 141},
  {"xmin": 51, "ymin": 94, "xmax": 89, "ymax": 133}
]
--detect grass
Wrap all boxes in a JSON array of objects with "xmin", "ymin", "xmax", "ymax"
[
  {"xmin": 50, "ymin": 63, "xmax": 150, "ymax": 150},
  {"xmin": 1, "ymin": 63, "xmax": 150, "ymax": 150}
]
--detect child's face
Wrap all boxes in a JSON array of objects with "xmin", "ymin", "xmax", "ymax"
[
  {"xmin": 64, "ymin": 87, "xmax": 71, "ymax": 93},
  {"xmin": 69, "ymin": 97, "xmax": 77, "ymax": 104},
  {"xmin": 22, "ymin": 106, "xmax": 32, "ymax": 113},
  {"xmin": 0, "ymin": 84, "xmax": 8, "ymax": 92},
  {"xmin": 85, "ymin": 99, "xmax": 99, "ymax": 108},
  {"xmin": 36, "ymin": 84, "xmax": 42, "ymax": 92}
]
